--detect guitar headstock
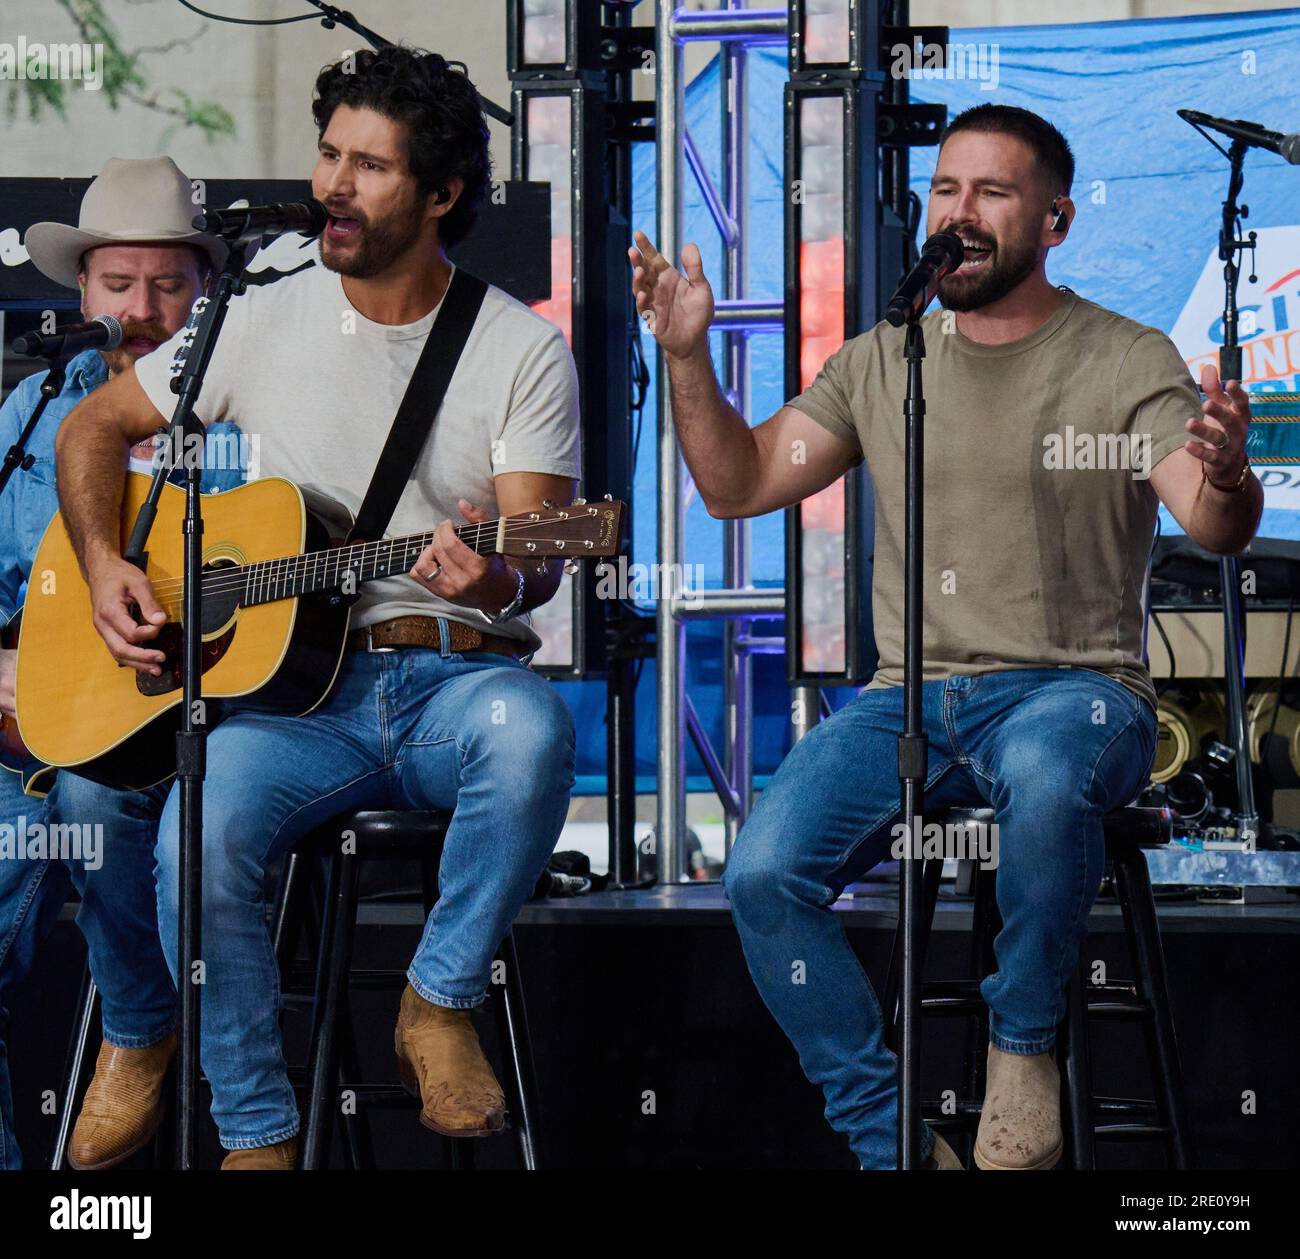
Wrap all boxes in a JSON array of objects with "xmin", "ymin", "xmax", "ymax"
[{"xmin": 497, "ymin": 497, "xmax": 624, "ymax": 564}]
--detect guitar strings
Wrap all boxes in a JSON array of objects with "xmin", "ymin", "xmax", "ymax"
[
  {"xmin": 145, "ymin": 518, "xmax": 588, "ymax": 601},
  {"xmin": 140, "ymin": 514, "xmax": 609, "ymax": 605}
]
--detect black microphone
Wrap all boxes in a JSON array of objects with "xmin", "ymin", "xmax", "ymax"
[
  {"xmin": 1178, "ymin": 109, "xmax": 1300, "ymax": 165},
  {"xmin": 11, "ymin": 314, "xmax": 123, "ymax": 358},
  {"xmin": 192, "ymin": 199, "xmax": 329, "ymax": 243},
  {"xmin": 884, "ymin": 231, "xmax": 966, "ymax": 328}
]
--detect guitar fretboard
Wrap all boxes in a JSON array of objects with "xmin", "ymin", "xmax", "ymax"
[{"xmin": 230, "ymin": 522, "xmax": 502, "ymax": 608}]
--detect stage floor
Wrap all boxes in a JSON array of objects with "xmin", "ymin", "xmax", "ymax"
[{"xmin": 346, "ymin": 879, "xmax": 1300, "ymax": 933}]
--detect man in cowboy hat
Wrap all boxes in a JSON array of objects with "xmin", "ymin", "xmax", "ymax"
[{"xmin": 0, "ymin": 155, "xmax": 243, "ymax": 1169}]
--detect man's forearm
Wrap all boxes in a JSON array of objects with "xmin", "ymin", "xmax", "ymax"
[
  {"xmin": 1189, "ymin": 469, "xmax": 1264, "ymax": 555},
  {"xmin": 54, "ymin": 394, "xmax": 132, "ymax": 578},
  {"xmin": 665, "ymin": 345, "xmax": 760, "ymax": 515}
]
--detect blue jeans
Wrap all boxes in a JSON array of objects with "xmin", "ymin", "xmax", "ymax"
[
  {"xmin": 153, "ymin": 627, "xmax": 576, "ymax": 1151},
  {"xmin": 722, "ymin": 668, "xmax": 1158, "ymax": 1170},
  {"xmin": 0, "ymin": 771, "xmax": 174, "ymax": 1169}
]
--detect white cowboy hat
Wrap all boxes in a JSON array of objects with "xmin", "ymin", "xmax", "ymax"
[{"xmin": 24, "ymin": 156, "xmax": 229, "ymax": 290}]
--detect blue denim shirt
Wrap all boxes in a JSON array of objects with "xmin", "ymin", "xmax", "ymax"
[{"xmin": 0, "ymin": 349, "xmax": 247, "ymax": 622}]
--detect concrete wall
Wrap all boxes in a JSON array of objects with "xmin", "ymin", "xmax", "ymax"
[
  {"xmin": 0, "ymin": 2, "xmax": 515, "ymax": 183},
  {"xmin": 1, "ymin": 1, "xmax": 1293, "ymax": 184}
]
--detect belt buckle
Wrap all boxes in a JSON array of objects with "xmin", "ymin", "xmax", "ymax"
[{"xmin": 362, "ymin": 624, "xmax": 398, "ymax": 653}]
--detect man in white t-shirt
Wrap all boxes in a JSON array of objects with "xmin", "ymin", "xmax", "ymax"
[{"xmin": 54, "ymin": 48, "xmax": 581, "ymax": 1169}]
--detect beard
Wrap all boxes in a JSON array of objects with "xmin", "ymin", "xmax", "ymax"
[
  {"xmin": 936, "ymin": 228, "xmax": 1040, "ymax": 313},
  {"xmin": 320, "ymin": 197, "xmax": 426, "ymax": 279},
  {"xmin": 99, "ymin": 319, "xmax": 171, "ymax": 377}
]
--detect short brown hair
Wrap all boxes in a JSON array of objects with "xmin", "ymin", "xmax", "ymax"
[{"xmin": 939, "ymin": 104, "xmax": 1074, "ymax": 202}]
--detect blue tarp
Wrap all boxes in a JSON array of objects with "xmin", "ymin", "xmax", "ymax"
[{"xmin": 560, "ymin": 6, "xmax": 1300, "ymax": 793}]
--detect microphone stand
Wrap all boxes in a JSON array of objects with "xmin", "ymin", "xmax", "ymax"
[
  {"xmin": 300, "ymin": 0, "xmax": 514, "ymax": 127},
  {"xmin": 121, "ymin": 238, "xmax": 250, "ymax": 1169},
  {"xmin": 896, "ymin": 313, "xmax": 928, "ymax": 1170},
  {"xmin": 1184, "ymin": 124, "xmax": 1262, "ymax": 849},
  {"xmin": 0, "ymin": 353, "xmax": 69, "ymax": 497}
]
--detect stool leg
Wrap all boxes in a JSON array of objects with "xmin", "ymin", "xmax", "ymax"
[
  {"xmin": 272, "ymin": 850, "xmax": 313, "ymax": 975},
  {"xmin": 336, "ymin": 993, "xmax": 376, "ymax": 1171},
  {"xmin": 302, "ymin": 848, "xmax": 360, "ymax": 1170},
  {"xmin": 50, "ymin": 967, "xmax": 98, "ymax": 1171},
  {"xmin": 493, "ymin": 929, "xmax": 541, "ymax": 1170},
  {"xmin": 446, "ymin": 1135, "xmax": 476, "ymax": 1169},
  {"xmin": 1113, "ymin": 847, "xmax": 1195, "ymax": 1170},
  {"xmin": 1061, "ymin": 958, "xmax": 1095, "ymax": 1170}
]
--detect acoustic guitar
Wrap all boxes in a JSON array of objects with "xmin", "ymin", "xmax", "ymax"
[
  {"xmin": 1, "ymin": 610, "xmax": 55, "ymax": 796},
  {"xmin": 10, "ymin": 473, "xmax": 623, "ymax": 791}
]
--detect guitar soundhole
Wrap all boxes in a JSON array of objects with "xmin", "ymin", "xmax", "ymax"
[{"xmin": 135, "ymin": 559, "xmax": 240, "ymax": 698}]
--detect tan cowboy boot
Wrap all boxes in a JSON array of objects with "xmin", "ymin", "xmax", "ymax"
[
  {"xmin": 975, "ymin": 1043, "xmax": 1063, "ymax": 1170},
  {"xmin": 67, "ymin": 1033, "xmax": 176, "ymax": 1170},
  {"xmin": 394, "ymin": 983, "xmax": 506, "ymax": 1138},
  {"xmin": 221, "ymin": 1136, "xmax": 298, "ymax": 1170},
  {"xmin": 925, "ymin": 1131, "xmax": 963, "ymax": 1170}
]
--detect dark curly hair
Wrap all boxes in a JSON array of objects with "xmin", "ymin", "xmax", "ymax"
[{"xmin": 312, "ymin": 45, "xmax": 492, "ymax": 248}]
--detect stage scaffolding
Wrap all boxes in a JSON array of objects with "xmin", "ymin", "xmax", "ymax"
[{"xmin": 654, "ymin": 3, "xmax": 782, "ymax": 884}]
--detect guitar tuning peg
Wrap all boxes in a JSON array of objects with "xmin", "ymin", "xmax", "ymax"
[
  {"xmin": 573, "ymin": 497, "xmax": 587, "ymax": 505},
  {"xmin": 603, "ymin": 493, "xmax": 613, "ymax": 501},
  {"xmin": 535, "ymin": 560, "xmax": 548, "ymax": 574},
  {"xmin": 563, "ymin": 560, "xmax": 579, "ymax": 576},
  {"xmin": 542, "ymin": 499, "xmax": 555, "ymax": 510}
]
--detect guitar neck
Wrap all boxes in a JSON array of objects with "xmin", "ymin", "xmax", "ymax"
[{"xmin": 237, "ymin": 520, "xmax": 502, "ymax": 608}]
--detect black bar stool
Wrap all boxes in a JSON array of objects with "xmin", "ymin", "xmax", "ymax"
[
  {"xmin": 883, "ymin": 804, "xmax": 1195, "ymax": 1169},
  {"xmin": 273, "ymin": 809, "xmax": 543, "ymax": 1171}
]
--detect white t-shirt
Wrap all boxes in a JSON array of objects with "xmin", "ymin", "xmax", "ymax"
[{"xmin": 133, "ymin": 251, "xmax": 582, "ymax": 654}]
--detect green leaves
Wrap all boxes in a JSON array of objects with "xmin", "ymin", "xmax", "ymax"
[{"xmin": 5, "ymin": 0, "xmax": 237, "ymax": 144}]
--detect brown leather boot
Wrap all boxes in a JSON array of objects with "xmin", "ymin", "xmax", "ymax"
[
  {"xmin": 221, "ymin": 1136, "xmax": 298, "ymax": 1170},
  {"xmin": 394, "ymin": 984, "xmax": 505, "ymax": 1138},
  {"xmin": 974, "ymin": 1043, "xmax": 1063, "ymax": 1170},
  {"xmin": 68, "ymin": 1033, "xmax": 176, "ymax": 1171}
]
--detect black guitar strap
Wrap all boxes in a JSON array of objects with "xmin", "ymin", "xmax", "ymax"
[{"xmin": 346, "ymin": 266, "xmax": 489, "ymax": 545}]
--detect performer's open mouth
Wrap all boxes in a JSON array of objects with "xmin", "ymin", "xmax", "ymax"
[
  {"xmin": 325, "ymin": 214, "xmax": 362, "ymax": 240},
  {"xmin": 957, "ymin": 238, "xmax": 993, "ymax": 271}
]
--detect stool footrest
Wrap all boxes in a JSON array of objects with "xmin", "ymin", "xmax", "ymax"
[
  {"xmin": 1093, "ymin": 1095, "xmax": 1161, "ymax": 1117},
  {"xmin": 1094, "ymin": 1122, "xmax": 1172, "ymax": 1142},
  {"xmin": 922, "ymin": 1100, "xmax": 984, "ymax": 1122},
  {"xmin": 1086, "ymin": 996, "xmax": 1154, "ymax": 1019},
  {"xmin": 282, "ymin": 965, "xmax": 411, "ymax": 993}
]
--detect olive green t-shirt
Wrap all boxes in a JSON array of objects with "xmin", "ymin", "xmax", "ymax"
[{"xmin": 789, "ymin": 289, "xmax": 1199, "ymax": 713}]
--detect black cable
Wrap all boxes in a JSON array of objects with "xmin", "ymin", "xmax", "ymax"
[
  {"xmin": 175, "ymin": 1, "xmax": 319, "ymax": 25},
  {"xmin": 174, "ymin": 0, "xmax": 512, "ymax": 125},
  {"xmin": 629, "ymin": 331, "xmax": 649, "ymax": 473},
  {"xmin": 903, "ymin": 189, "xmax": 922, "ymax": 271},
  {"xmin": 1151, "ymin": 609, "xmax": 1177, "ymax": 686}
]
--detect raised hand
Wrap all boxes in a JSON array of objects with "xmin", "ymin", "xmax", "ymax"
[
  {"xmin": 1189, "ymin": 363, "xmax": 1252, "ymax": 489},
  {"xmin": 628, "ymin": 229, "xmax": 714, "ymax": 361}
]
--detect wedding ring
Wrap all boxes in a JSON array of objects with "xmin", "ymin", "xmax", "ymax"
[{"xmin": 424, "ymin": 563, "xmax": 442, "ymax": 581}]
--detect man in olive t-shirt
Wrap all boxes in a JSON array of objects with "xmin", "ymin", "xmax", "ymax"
[
  {"xmin": 630, "ymin": 104, "xmax": 1260, "ymax": 1170},
  {"xmin": 790, "ymin": 285, "xmax": 1199, "ymax": 714}
]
